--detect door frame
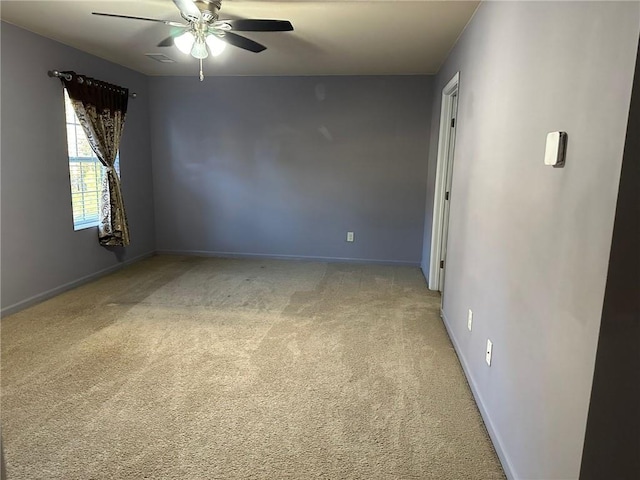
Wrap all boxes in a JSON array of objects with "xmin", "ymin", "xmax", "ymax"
[{"xmin": 428, "ymin": 72, "xmax": 460, "ymax": 291}]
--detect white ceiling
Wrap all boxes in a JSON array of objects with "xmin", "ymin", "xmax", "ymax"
[{"xmin": 0, "ymin": 0, "xmax": 479, "ymax": 76}]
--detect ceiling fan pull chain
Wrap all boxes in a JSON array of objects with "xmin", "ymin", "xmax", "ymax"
[{"xmin": 199, "ymin": 58, "xmax": 204, "ymax": 82}]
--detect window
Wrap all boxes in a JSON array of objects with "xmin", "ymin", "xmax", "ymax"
[{"xmin": 63, "ymin": 90, "xmax": 119, "ymax": 230}]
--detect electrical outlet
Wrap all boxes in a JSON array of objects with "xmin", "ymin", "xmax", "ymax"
[
  {"xmin": 467, "ymin": 309, "xmax": 473, "ymax": 331},
  {"xmin": 486, "ymin": 339, "xmax": 493, "ymax": 366},
  {"xmin": 346, "ymin": 231, "xmax": 354, "ymax": 242}
]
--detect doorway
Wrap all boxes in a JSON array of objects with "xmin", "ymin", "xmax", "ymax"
[{"xmin": 428, "ymin": 73, "xmax": 459, "ymax": 293}]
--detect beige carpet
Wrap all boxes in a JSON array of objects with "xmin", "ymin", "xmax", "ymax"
[{"xmin": 1, "ymin": 256, "xmax": 504, "ymax": 479}]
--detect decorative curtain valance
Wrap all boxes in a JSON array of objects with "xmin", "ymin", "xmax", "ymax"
[{"xmin": 60, "ymin": 71, "xmax": 130, "ymax": 246}]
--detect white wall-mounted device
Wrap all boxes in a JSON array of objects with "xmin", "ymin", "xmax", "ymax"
[{"xmin": 544, "ymin": 131, "xmax": 568, "ymax": 168}]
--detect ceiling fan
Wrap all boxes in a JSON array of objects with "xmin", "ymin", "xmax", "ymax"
[{"xmin": 93, "ymin": 0, "xmax": 294, "ymax": 80}]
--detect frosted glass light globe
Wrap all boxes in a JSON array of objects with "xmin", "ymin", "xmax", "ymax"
[
  {"xmin": 191, "ymin": 40, "xmax": 209, "ymax": 59},
  {"xmin": 205, "ymin": 34, "xmax": 227, "ymax": 57},
  {"xmin": 174, "ymin": 31, "xmax": 195, "ymax": 55}
]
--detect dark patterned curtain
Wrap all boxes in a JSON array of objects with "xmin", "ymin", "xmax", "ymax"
[{"xmin": 61, "ymin": 71, "xmax": 130, "ymax": 246}]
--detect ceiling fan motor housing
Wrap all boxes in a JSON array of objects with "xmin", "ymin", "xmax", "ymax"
[{"xmin": 189, "ymin": 0, "xmax": 222, "ymax": 23}]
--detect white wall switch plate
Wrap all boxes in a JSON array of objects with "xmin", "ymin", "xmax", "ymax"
[
  {"xmin": 544, "ymin": 131, "xmax": 567, "ymax": 168},
  {"xmin": 467, "ymin": 309, "xmax": 473, "ymax": 331},
  {"xmin": 346, "ymin": 231, "xmax": 354, "ymax": 242},
  {"xmin": 486, "ymin": 339, "xmax": 493, "ymax": 366}
]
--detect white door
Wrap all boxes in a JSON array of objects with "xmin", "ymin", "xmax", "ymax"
[
  {"xmin": 428, "ymin": 72, "xmax": 460, "ymax": 293},
  {"xmin": 438, "ymin": 92, "xmax": 458, "ymax": 293}
]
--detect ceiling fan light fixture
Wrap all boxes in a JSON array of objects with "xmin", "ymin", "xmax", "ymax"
[
  {"xmin": 205, "ymin": 34, "xmax": 226, "ymax": 56},
  {"xmin": 174, "ymin": 31, "xmax": 195, "ymax": 54},
  {"xmin": 191, "ymin": 39, "xmax": 209, "ymax": 59},
  {"xmin": 90, "ymin": 0, "xmax": 294, "ymax": 81}
]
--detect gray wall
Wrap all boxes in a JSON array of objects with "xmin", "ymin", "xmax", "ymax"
[
  {"xmin": 580, "ymin": 41, "xmax": 640, "ymax": 480},
  {"xmin": 422, "ymin": 2, "xmax": 640, "ymax": 479},
  {"xmin": 0, "ymin": 22, "xmax": 156, "ymax": 313},
  {"xmin": 149, "ymin": 76, "xmax": 432, "ymax": 265}
]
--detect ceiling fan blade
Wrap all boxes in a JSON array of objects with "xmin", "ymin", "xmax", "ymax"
[
  {"xmin": 172, "ymin": 0, "xmax": 201, "ymax": 20},
  {"xmin": 157, "ymin": 36, "xmax": 175, "ymax": 47},
  {"xmin": 92, "ymin": 12, "xmax": 186, "ymax": 28},
  {"xmin": 220, "ymin": 32, "xmax": 266, "ymax": 53},
  {"xmin": 220, "ymin": 19, "xmax": 293, "ymax": 32}
]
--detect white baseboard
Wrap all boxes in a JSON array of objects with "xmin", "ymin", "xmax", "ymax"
[
  {"xmin": 1, "ymin": 251, "xmax": 155, "ymax": 317},
  {"xmin": 156, "ymin": 249, "xmax": 420, "ymax": 267},
  {"xmin": 440, "ymin": 309, "xmax": 517, "ymax": 480}
]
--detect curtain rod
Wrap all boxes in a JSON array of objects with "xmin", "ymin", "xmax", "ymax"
[{"xmin": 48, "ymin": 70, "xmax": 137, "ymax": 99}]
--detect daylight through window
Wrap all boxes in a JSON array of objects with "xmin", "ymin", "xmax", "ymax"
[{"xmin": 63, "ymin": 90, "xmax": 119, "ymax": 230}]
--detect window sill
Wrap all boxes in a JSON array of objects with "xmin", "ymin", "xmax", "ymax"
[{"xmin": 74, "ymin": 222, "xmax": 99, "ymax": 231}]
